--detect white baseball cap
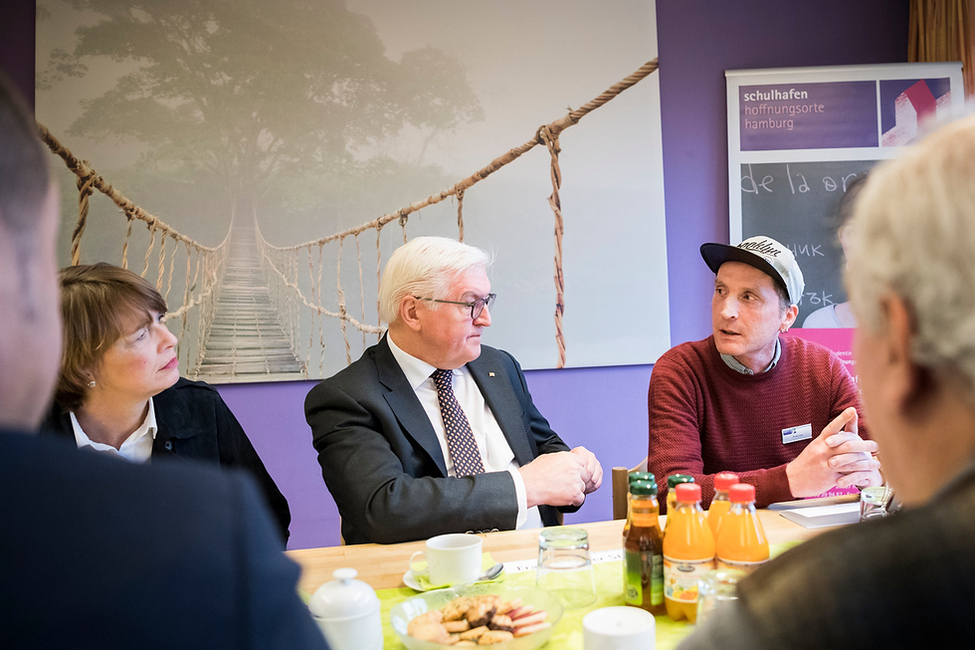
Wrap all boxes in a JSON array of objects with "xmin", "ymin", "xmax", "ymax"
[{"xmin": 700, "ymin": 236, "xmax": 805, "ymax": 305}]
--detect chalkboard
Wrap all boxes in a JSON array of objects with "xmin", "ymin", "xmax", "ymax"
[{"xmin": 740, "ymin": 160, "xmax": 876, "ymax": 325}]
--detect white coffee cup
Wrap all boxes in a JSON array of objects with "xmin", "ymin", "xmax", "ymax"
[
  {"xmin": 409, "ymin": 533, "xmax": 482, "ymax": 587},
  {"xmin": 583, "ymin": 606, "xmax": 655, "ymax": 650}
]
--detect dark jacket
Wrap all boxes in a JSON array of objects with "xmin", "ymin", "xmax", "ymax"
[
  {"xmin": 0, "ymin": 429, "xmax": 327, "ymax": 649},
  {"xmin": 305, "ymin": 335, "xmax": 573, "ymax": 545},
  {"xmin": 43, "ymin": 377, "xmax": 291, "ymax": 543}
]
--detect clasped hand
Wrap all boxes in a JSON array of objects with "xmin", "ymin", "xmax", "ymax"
[
  {"xmin": 519, "ymin": 446, "xmax": 603, "ymax": 508},
  {"xmin": 786, "ymin": 407, "xmax": 883, "ymax": 498}
]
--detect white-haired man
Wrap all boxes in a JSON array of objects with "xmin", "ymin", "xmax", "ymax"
[
  {"xmin": 306, "ymin": 236, "xmax": 602, "ymax": 544},
  {"xmin": 680, "ymin": 114, "xmax": 975, "ymax": 648},
  {"xmin": 649, "ymin": 235, "xmax": 882, "ymax": 510}
]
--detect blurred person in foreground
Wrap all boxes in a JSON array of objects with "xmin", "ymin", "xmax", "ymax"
[
  {"xmin": 680, "ymin": 113, "xmax": 975, "ymax": 648},
  {"xmin": 306, "ymin": 236, "xmax": 602, "ymax": 544},
  {"xmin": 648, "ymin": 234, "xmax": 881, "ymax": 511},
  {"xmin": 0, "ymin": 75, "xmax": 327, "ymax": 648},
  {"xmin": 41, "ymin": 262, "xmax": 290, "ymax": 542}
]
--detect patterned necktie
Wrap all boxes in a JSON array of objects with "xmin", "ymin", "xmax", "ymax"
[{"xmin": 431, "ymin": 368, "xmax": 485, "ymax": 477}]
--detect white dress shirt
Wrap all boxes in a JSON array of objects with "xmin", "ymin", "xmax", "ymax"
[
  {"xmin": 69, "ymin": 398, "xmax": 157, "ymax": 463},
  {"xmin": 387, "ymin": 333, "xmax": 542, "ymax": 530}
]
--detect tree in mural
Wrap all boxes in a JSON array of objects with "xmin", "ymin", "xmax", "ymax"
[{"xmin": 39, "ymin": 0, "xmax": 484, "ymax": 240}]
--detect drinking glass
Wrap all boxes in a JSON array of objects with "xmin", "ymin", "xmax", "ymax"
[
  {"xmin": 535, "ymin": 527, "xmax": 597, "ymax": 609},
  {"xmin": 859, "ymin": 486, "xmax": 890, "ymax": 522},
  {"xmin": 696, "ymin": 568, "xmax": 746, "ymax": 627}
]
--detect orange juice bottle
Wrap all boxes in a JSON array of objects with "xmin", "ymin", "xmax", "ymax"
[
  {"xmin": 623, "ymin": 479, "xmax": 665, "ymax": 615},
  {"xmin": 715, "ymin": 483, "xmax": 769, "ymax": 574},
  {"xmin": 707, "ymin": 472, "xmax": 739, "ymax": 536},
  {"xmin": 662, "ymin": 483, "xmax": 715, "ymax": 623}
]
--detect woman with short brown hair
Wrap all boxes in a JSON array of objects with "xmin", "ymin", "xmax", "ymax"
[{"xmin": 43, "ymin": 263, "xmax": 291, "ymax": 542}]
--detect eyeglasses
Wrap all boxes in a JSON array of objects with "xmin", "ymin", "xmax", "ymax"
[{"xmin": 414, "ymin": 293, "xmax": 496, "ymax": 320}]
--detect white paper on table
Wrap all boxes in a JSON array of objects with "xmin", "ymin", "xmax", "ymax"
[
  {"xmin": 503, "ymin": 548, "xmax": 624, "ymax": 574},
  {"xmin": 778, "ymin": 502, "xmax": 860, "ymax": 529}
]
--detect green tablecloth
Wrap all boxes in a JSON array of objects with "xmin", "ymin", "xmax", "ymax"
[{"xmin": 377, "ymin": 541, "xmax": 802, "ymax": 649}]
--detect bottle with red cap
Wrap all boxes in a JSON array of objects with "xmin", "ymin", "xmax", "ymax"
[
  {"xmin": 714, "ymin": 483, "xmax": 769, "ymax": 574},
  {"xmin": 707, "ymin": 472, "xmax": 739, "ymax": 535},
  {"xmin": 662, "ymin": 482, "xmax": 715, "ymax": 622}
]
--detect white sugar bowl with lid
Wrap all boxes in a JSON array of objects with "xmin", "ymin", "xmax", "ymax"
[{"xmin": 309, "ymin": 568, "xmax": 383, "ymax": 650}]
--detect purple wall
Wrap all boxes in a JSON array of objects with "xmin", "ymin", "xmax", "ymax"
[
  {"xmin": 3, "ymin": 0, "xmax": 909, "ymax": 549},
  {"xmin": 658, "ymin": 0, "xmax": 909, "ymax": 344}
]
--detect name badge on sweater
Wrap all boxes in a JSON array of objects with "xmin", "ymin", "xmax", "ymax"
[{"xmin": 782, "ymin": 423, "xmax": 813, "ymax": 445}]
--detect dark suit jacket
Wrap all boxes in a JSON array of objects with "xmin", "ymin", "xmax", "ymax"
[
  {"xmin": 305, "ymin": 336, "xmax": 572, "ymax": 544},
  {"xmin": 0, "ymin": 429, "xmax": 327, "ymax": 649},
  {"xmin": 43, "ymin": 377, "xmax": 291, "ymax": 543}
]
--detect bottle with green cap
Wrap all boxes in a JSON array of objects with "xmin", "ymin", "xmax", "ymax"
[
  {"xmin": 664, "ymin": 474, "xmax": 695, "ymax": 531},
  {"xmin": 623, "ymin": 478, "xmax": 665, "ymax": 615},
  {"xmin": 666, "ymin": 474, "xmax": 695, "ymax": 512},
  {"xmin": 622, "ymin": 472, "xmax": 654, "ymax": 538}
]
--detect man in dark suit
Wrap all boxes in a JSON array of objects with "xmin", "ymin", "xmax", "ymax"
[
  {"xmin": 306, "ymin": 236, "xmax": 602, "ymax": 544},
  {"xmin": 0, "ymin": 74, "xmax": 327, "ymax": 648}
]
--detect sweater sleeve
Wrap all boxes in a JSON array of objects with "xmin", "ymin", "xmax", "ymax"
[{"xmin": 647, "ymin": 348, "xmax": 793, "ymax": 510}]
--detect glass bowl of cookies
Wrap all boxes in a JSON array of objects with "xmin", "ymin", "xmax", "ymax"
[{"xmin": 389, "ymin": 583, "xmax": 564, "ymax": 649}]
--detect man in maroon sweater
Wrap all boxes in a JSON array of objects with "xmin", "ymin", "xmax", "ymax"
[{"xmin": 648, "ymin": 236, "xmax": 882, "ymax": 509}]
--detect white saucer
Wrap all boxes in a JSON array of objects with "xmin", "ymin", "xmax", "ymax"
[
  {"xmin": 402, "ymin": 568, "xmax": 505, "ymax": 592},
  {"xmin": 403, "ymin": 569, "xmax": 425, "ymax": 591}
]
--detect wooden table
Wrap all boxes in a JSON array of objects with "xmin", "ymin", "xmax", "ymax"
[{"xmin": 287, "ymin": 510, "xmax": 828, "ymax": 594}]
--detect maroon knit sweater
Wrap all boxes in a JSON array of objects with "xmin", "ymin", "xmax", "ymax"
[{"xmin": 647, "ymin": 335, "xmax": 865, "ymax": 511}]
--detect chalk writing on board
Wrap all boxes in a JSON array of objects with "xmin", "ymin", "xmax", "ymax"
[
  {"xmin": 800, "ymin": 290, "xmax": 835, "ymax": 308},
  {"xmin": 741, "ymin": 163, "xmax": 862, "ymax": 195},
  {"xmin": 740, "ymin": 160, "xmax": 877, "ymax": 325},
  {"xmin": 789, "ymin": 243, "xmax": 826, "ymax": 258}
]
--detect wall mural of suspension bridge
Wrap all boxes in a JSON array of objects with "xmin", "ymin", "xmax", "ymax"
[{"xmin": 36, "ymin": 0, "xmax": 671, "ymax": 384}]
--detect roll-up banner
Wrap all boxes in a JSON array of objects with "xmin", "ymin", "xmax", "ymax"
[{"xmin": 726, "ymin": 62, "xmax": 963, "ymax": 353}]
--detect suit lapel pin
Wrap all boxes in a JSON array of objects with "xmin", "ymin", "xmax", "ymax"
[{"xmin": 489, "ymin": 372, "xmax": 495, "ymax": 377}]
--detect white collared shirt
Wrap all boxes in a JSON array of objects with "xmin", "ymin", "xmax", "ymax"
[
  {"xmin": 69, "ymin": 398, "xmax": 157, "ymax": 463},
  {"xmin": 387, "ymin": 333, "xmax": 542, "ymax": 530}
]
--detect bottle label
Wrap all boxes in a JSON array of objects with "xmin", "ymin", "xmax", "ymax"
[
  {"xmin": 624, "ymin": 550, "xmax": 663, "ymax": 607},
  {"xmin": 650, "ymin": 553, "xmax": 663, "ymax": 605},
  {"xmin": 663, "ymin": 555, "xmax": 714, "ymax": 604},
  {"xmin": 716, "ymin": 557, "xmax": 768, "ymax": 572}
]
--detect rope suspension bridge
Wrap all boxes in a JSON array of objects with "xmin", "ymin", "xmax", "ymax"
[{"xmin": 39, "ymin": 60, "xmax": 659, "ymax": 382}]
